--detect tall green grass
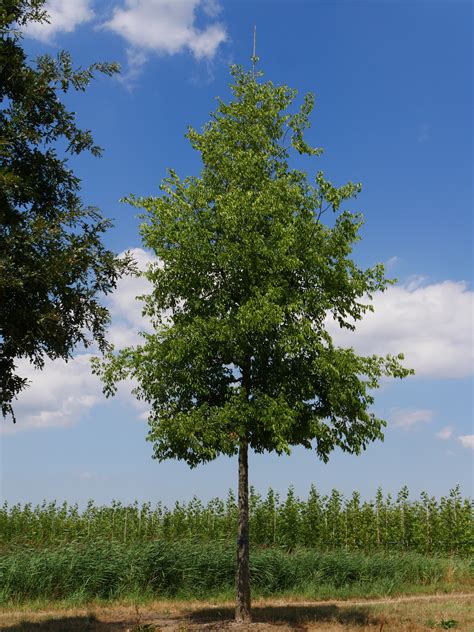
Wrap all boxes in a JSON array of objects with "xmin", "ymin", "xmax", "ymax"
[
  {"xmin": 0, "ymin": 542, "xmax": 471, "ymax": 604},
  {"xmin": 1, "ymin": 486, "xmax": 472, "ymax": 555}
]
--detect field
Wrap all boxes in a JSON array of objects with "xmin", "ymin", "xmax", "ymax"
[
  {"xmin": 2, "ymin": 486, "xmax": 472, "ymax": 554},
  {"xmin": 1, "ymin": 487, "xmax": 472, "ymax": 630}
]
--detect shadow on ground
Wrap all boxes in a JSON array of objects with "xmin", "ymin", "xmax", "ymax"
[
  {"xmin": 189, "ymin": 603, "xmax": 380, "ymax": 627},
  {"xmin": 0, "ymin": 615, "xmax": 109, "ymax": 632},
  {"xmin": 0, "ymin": 604, "xmax": 385, "ymax": 631}
]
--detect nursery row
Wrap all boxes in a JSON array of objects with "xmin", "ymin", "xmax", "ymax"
[
  {"xmin": 1, "ymin": 542, "xmax": 472, "ymax": 604},
  {"xmin": 1, "ymin": 485, "xmax": 472, "ymax": 554}
]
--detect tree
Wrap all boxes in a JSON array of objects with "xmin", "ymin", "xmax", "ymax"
[
  {"xmin": 93, "ymin": 64, "xmax": 413, "ymax": 621},
  {"xmin": 0, "ymin": 0, "xmax": 131, "ymax": 420}
]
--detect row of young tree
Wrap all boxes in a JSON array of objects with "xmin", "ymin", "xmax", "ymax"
[{"xmin": 2, "ymin": 486, "xmax": 472, "ymax": 555}]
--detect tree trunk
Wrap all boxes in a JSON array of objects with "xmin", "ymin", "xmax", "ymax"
[{"xmin": 235, "ymin": 435, "xmax": 251, "ymax": 622}]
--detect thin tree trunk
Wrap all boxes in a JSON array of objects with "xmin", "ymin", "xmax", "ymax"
[{"xmin": 235, "ymin": 435, "xmax": 251, "ymax": 622}]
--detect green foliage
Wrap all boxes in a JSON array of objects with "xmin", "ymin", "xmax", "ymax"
[
  {"xmin": 0, "ymin": 0, "xmax": 130, "ymax": 420},
  {"xmin": 1, "ymin": 487, "xmax": 472, "ymax": 556},
  {"xmin": 0, "ymin": 541, "xmax": 470, "ymax": 604},
  {"xmin": 93, "ymin": 64, "xmax": 412, "ymax": 467},
  {"xmin": 439, "ymin": 620, "xmax": 458, "ymax": 629}
]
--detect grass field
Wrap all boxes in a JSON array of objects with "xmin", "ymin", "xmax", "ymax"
[
  {"xmin": 1, "ymin": 593, "xmax": 473, "ymax": 630},
  {"xmin": 1, "ymin": 543, "xmax": 472, "ymax": 604}
]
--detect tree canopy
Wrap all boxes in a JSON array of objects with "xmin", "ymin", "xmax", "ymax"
[
  {"xmin": 95, "ymin": 65, "xmax": 411, "ymax": 464},
  {"xmin": 93, "ymin": 64, "xmax": 413, "ymax": 620},
  {"xmin": 0, "ymin": 0, "xmax": 130, "ymax": 420}
]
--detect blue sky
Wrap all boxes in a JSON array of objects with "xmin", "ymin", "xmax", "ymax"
[{"xmin": 1, "ymin": 0, "xmax": 472, "ymax": 508}]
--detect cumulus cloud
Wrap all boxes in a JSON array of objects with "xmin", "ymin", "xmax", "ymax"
[
  {"xmin": 104, "ymin": 0, "xmax": 227, "ymax": 79},
  {"xmin": 2, "ymin": 249, "xmax": 155, "ymax": 433},
  {"xmin": 201, "ymin": 0, "xmax": 222, "ymax": 18},
  {"xmin": 458, "ymin": 435, "xmax": 474, "ymax": 450},
  {"xmin": 2, "ymin": 353, "xmax": 148, "ymax": 434},
  {"xmin": 391, "ymin": 408, "xmax": 433, "ymax": 429},
  {"xmin": 436, "ymin": 426, "xmax": 454, "ymax": 440},
  {"xmin": 1, "ymin": 354, "xmax": 102, "ymax": 433},
  {"xmin": 107, "ymin": 247, "xmax": 156, "ymax": 333},
  {"xmin": 24, "ymin": 0, "xmax": 94, "ymax": 42},
  {"xmin": 327, "ymin": 280, "xmax": 473, "ymax": 378}
]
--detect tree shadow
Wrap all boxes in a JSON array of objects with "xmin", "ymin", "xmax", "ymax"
[
  {"xmin": 0, "ymin": 604, "xmax": 385, "ymax": 631},
  {"xmin": 188, "ymin": 603, "xmax": 382, "ymax": 627},
  {"xmin": 0, "ymin": 615, "xmax": 121, "ymax": 632}
]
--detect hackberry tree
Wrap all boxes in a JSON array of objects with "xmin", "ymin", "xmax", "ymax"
[{"xmin": 93, "ymin": 64, "xmax": 412, "ymax": 621}]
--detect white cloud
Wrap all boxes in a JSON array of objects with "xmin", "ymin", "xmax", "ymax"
[
  {"xmin": 327, "ymin": 280, "xmax": 474, "ymax": 378},
  {"xmin": 104, "ymin": 0, "xmax": 227, "ymax": 78},
  {"xmin": 391, "ymin": 408, "xmax": 433, "ymax": 429},
  {"xmin": 202, "ymin": 0, "xmax": 222, "ymax": 18},
  {"xmin": 2, "ymin": 354, "xmax": 102, "ymax": 433},
  {"xmin": 108, "ymin": 248, "xmax": 155, "ymax": 329},
  {"xmin": 404, "ymin": 275, "xmax": 427, "ymax": 292},
  {"xmin": 106, "ymin": 322, "xmax": 143, "ymax": 349},
  {"xmin": 118, "ymin": 47, "xmax": 149, "ymax": 88},
  {"xmin": 436, "ymin": 425, "xmax": 454, "ymax": 440},
  {"xmin": 24, "ymin": 0, "xmax": 94, "ymax": 42},
  {"xmin": 2, "ymin": 249, "xmax": 155, "ymax": 433},
  {"xmin": 458, "ymin": 435, "xmax": 474, "ymax": 450},
  {"xmin": 3, "ymin": 353, "xmax": 148, "ymax": 434},
  {"xmin": 106, "ymin": 247, "xmax": 175, "ymax": 347}
]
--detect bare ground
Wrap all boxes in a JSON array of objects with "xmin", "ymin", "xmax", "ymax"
[{"xmin": 1, "ymin": 593, "xmax": 472, "ymax": 632}]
